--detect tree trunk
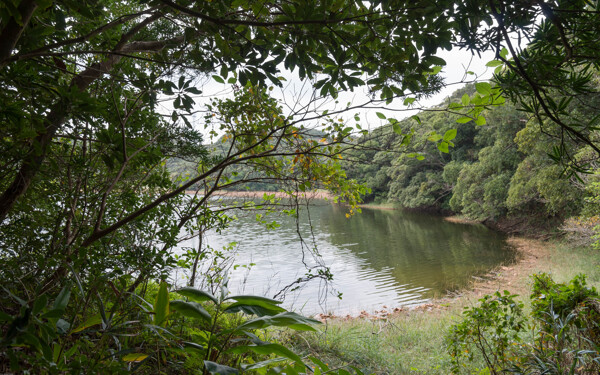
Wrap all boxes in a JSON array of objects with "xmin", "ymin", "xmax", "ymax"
[{"xmin": 0, "ymin": 0, "xmax": 38, "ymax": 68}]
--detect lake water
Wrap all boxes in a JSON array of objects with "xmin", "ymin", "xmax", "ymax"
[{"xmin": 176, "ymin": 200, "xmax": 516, "ymax": 315}]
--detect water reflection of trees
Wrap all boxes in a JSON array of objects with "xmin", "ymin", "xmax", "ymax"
[{"xmin": 320, "ymin": 205, "xmax": 516, "ymax": 294}]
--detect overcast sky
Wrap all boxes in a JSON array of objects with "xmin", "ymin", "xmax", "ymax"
[{"xmin": 158, "ymin": 47, "xmax": 497, "ymax": 141}]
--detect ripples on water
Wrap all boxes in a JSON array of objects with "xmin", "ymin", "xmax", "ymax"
[{"xmin": 176, "ymin": 200, "xmax": 516, "ymax": 315}]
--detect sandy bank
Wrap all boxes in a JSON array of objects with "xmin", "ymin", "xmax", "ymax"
[
  {"xmin": 358, "ymin": 203, "xmax": 400, "ymax": 210},
  {"xmin": 184, "ymin": 190, "xmax": 334, "ymax": 200},
  {"xmin": 443, "ymin": 215, "xmax": 481, "ymax": 225}
]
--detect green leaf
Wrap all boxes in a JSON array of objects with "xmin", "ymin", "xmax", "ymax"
[
  {"xmin": 475, "ymin": 82, "xmax": 492, "ymax": 96},
  {"xmin": 443, "ymin": 129, "xmax": 457, "ymax": 141},
  {"xmin": 430, "ymin": 65, "xmax": 443, "ymax": 74},
  {"xmin": 461, "ymin": 94, "xmax": 470, "ymax": 106},
  {"xmin": 220, "ymin": 65, "xmax": 228, "ymax": 79},
  {"xmin": 437, "ymin": 141, "xmax": 449, "ymax": 153},
  {"xmin": 492, "ymin": 93, "xmax": 506, "ymax": 105},
  {"xmin": 470, "ymin": 94, "xmax": 483, "ymax": 106},
  {"xmin": 403, "ymin": 97, "xmax": 416, "ymax": 105},
  {"xmin": 411, "ymin": 115, "xmax": 421, "ymax": 124},
  {"xmin": 53, "ymin": 285, "xmax": 71, "ymax": 312},
  {"xmin": 184, "ymin": 341, "xmax": 205, "ymax": 352},
  {"xmin": 153, "ymin": 281, "xmax": 169, "ymax": 327},
  {"xmin": 392, "ymin": 123, "xmax": 402, "ymax": 135},
  {"xmin": 56, "ymin": 318, "xmax": 70, "ymax": 334},
  {"xmin": 456, "ymin": 116, "xmax": 472, "ymax": 124},
  {"xmin": 224, "ymin": 303, "xmax": 285, "ymax": 316},
  {"xmin": 185, "ymin": 86, "xmax": 202, "ymax": 95},
  {"xmin": 309, "ymin": 356, "xmax": 330, "ymax": 371},
  {"xmin": 72, "ymin": 314, "xmax": 102, "ymax": 333},
  {"xmin": 32, "ymin": 295, "xmax": 48, "ymax": 316},
  {"xmin": 236, "ymin": 312, "xmax": 320, "ymax": 331},
  {"xmin": 375, "ymin": 112, "xmax": 386, "ymax": 120},
  {"xmin": 176, "ymin": 287, "xmax": 218, "ymax": 304},
  {"xmin": 170, "ymin": 300, "xmax": 211, "ymax": 322},
  {"xmin": 475, "ymin": 116, "xmax": 486, "ymax": 126},
  {"xmin": 123, "ymin": 353, "xmax": 149, "ymax": 362},
  {"xmin": 229, "ymin": 343, "xmax": 303, "ymax": 366},
  {"xmin": 241, "ymin": 357, "xmax": 288, "ymax": 370},
  {"xmin": 225, "ymin": 295, "xmax": 282, "ymax": 305},
  {"xmin": 427, "ymin": 56, "xmax": 446, "ymax": 66},
  {"xmin": 485, "ymin": 60, "xmax": 502, "ymax": 67},
  {"xmin": 212, "ymin": 75, "xmax": 225, "ymax": 84},
  {"xmin": 204, "ymin": 361, "xmax": 239, "ymax": 375}
]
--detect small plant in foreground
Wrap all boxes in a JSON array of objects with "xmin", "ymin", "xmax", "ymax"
[{"xmin": 447, "ymin": 290, "xmax": 526, "ymax": 374}]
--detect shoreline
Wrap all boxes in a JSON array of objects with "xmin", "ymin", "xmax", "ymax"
[
  {"xmin": 179, "ymin": 192, "xmax": 554, "ymax": 321},
  {"xmin": 357, "ymin": 203, "xmax": 399, "ymax": 211},
  {"xmin": 314, "ymin": 235, "xmax": 550, "ymax": 322},
  {"xmin": 184, "ymin": 189, "xmax": 334, "ymax": 200}
]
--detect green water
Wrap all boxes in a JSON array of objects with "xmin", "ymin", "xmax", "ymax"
[{"xmin": 183, "ymin": 201, "xmax": 516, "ymax": 315}]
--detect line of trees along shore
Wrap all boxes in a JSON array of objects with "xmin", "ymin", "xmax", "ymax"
[{"xmin": 343, "ymin": 83, "xmax": 595, "ymax": 228}]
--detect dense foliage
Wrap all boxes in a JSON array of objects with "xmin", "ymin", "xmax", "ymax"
[
  {"xmin": 2, "ymin": 0, "xmax": 600, "ymax": 373},
  {"xmin": 344, "ymin": 83, "xmax": 596, "ymax": 225}
]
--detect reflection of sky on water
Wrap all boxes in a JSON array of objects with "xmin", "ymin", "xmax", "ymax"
[{"xmin": 176, "ymin": 202, "xmax": 515, "ymax": 315}]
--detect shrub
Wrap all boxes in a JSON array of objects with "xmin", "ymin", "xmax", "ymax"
[{"xmin": 447, "ymin": 274, "xmax": 600, "ymax": 374}]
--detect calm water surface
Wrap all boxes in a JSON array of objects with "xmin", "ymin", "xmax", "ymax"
[{"xmin": 178, "ymin": 201, "xmax": 516, "ymax": 315}]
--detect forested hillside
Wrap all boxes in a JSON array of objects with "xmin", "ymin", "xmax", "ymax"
[{"xmin": 343, "ymin": 84, "xmax": 594, "ymax": 227}]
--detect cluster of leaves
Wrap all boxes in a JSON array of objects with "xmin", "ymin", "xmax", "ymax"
[
  {"xmin": 447, "ymin": 290, "xmax": 526, "ymax": 374},
  {"xmin": 453, "ymin": 0, "xmax": 600, "ymax": 167},
  {"xmin": 447, "ymin": 273, "xmax": 600, "ymax": 374},
  {"xmin": 2, "ymin": 0, "xmax": 600, "ymax": 372},
  {"xmin": 0, "ymin": 276, "xmax": 373, "ymax": 374},
  {"xmin": 0, "ymin": 77, "xmax": 367, "ymax": 370},
  {"xmin": 577, "ymin": 176, "xmax": 600, "ymax": 250}
]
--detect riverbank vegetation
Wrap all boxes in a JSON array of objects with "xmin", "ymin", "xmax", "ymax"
[
  {"xmin": 1, "ymin": 0, "xmax": 600, "ymax": 374},
  {"xmin": 284, "ymin": 240, "xmax": 600, "ymax": 374}
]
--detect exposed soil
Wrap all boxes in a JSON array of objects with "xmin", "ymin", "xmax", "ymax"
[
  {"xmin": 459, "ymin": 237, "xmax": 549, "ymax": 299},
  {"xmin": 357, "ymin": 203, "xmax": 399, "ymax": 211},
  {"xmin": 443, "ymin": 215, "xmax": 481, "ymax": 225},
  {"xmin": 185, "ymin": 190, "xmax": 333, "ymax": 200}
]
